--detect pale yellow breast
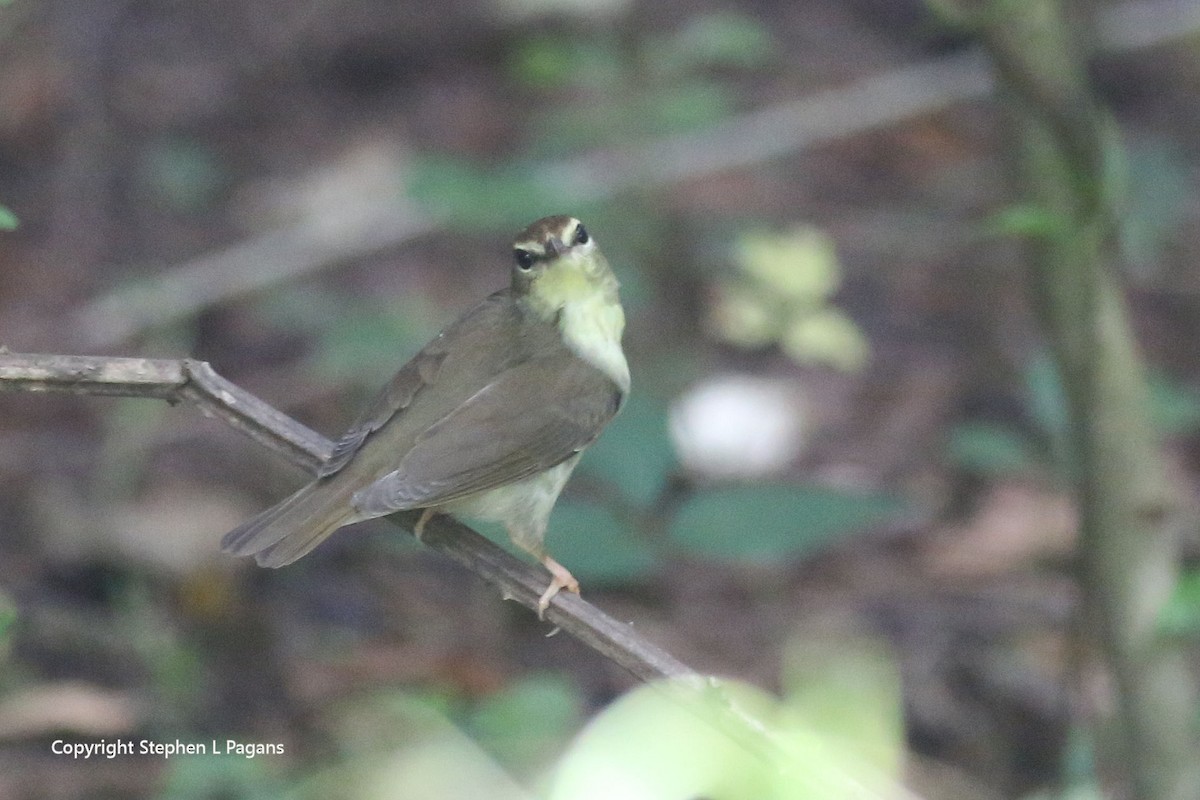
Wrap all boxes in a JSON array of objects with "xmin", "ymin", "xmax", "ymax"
[
  {"xmin": 558, "ymin": 293, "xmax": 630, "ymax": 393},
  {"xmin": 529, "ymin": 256, "xmax": 630, "ymax": 392}
]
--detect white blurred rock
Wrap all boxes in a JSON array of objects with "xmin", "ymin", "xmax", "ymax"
[{"xmin": 669, "ymin": 374, "xmax": 808, "ymax": 480}]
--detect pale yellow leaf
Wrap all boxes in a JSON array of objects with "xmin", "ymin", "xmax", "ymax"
[
  {"xmin": 736, "ymin": 227, "xmax": 841, "ymax": 302},
  {"xmin": 781, "ymin": 309, "xmax": 870, "ymax": 372}
]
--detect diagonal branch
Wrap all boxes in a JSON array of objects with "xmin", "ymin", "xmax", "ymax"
[
  {"xmin": 2, "ymin": 352, "xmax": 805, "ymax": 768},
  {"xmin": 0, "ymin": 352, "xmax": 692, "ymax": 682}
]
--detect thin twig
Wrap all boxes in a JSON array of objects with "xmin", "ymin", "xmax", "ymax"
[{"xmin": 0, "ymin": 352, "xmax": 692, "ymax": 680}]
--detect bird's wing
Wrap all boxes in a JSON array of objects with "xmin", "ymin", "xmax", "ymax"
[
  {"xmin": 319, "ymin": 291, "xmax": 523, "ymax": 477},
  {"xmin": 351, "ymin": 353, "xmax": 622, "ymax": 516}
]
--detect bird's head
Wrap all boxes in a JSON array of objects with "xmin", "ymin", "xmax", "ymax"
[{"xmin": 510, "ymin": 215, "xmax": 618, "ymax": 314}]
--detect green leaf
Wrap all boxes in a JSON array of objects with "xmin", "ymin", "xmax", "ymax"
[
  {"xmin": 159, "ymin": 755, "xmax": 285, "ymax": 800},
  {"xmin": 551, "ymin": 679, "xmax": 780, "ymax": 800},
  {"xmin": 948, "ymin": 421, "xmax": 1038, "ymax": 475},
  {"xmin": 0, "ymin": 204, "xmax": 18, "ymax": 231},
  {"xmin": 0, "ymin": 590, "xmax": 14, "ymax": 645},
  {"xmin": 463, "ymin": 497, "xmax": 657, "ymax": 585},
  {"xmin": 653, "ymin": 11, "xmax": 775, "ymax": 75},
  {"xmin": 780, "ymin": 307, "xmax": 870, "ymax": 373},
  {"xmin": 638, "ymin": 80, "xmax": 733, "ymax": 137},
  {"xmin": 1147, "ymin": 372, "xmax": 1200, "ymax": 435},
  {"xmin": 577, "ymin": 392, "xmax": 677, "ymax": 507},
  {"xmin": 710, "ymin": 283, "xmax": 783, "ymax": 348},
  {"xmin": 1121, "ymin": 142, "xmax": 1192, "ymax": 271},
  {"xmin": 1158, "ymin": 570, "xmax": 1200, "ymax": 638},
  {"xmin": 308, "ymin": 299, "xmax": 441, "ymax": 386},
  {"xmin": 467, "ymin": 674, "xmax": 583, "ymax": 775},
  {"xmin": 780, "ymin": 631, "xmax": 904, "ymax": 780},
  {"xmin": 140, "ymin": 137, "xmax": 224, "ymax": 212},
  {"xmin": 508, "ymin": 36, "xmax": 623, "ymax": 91},
  {"xmin": 735, "ymin": 227, "xmax": 841, "ymax": 302},
  {"xmin": 406, "ymin": 155, "xmax": 568, "ymax": 230},
  {"xmin": 1023, "ymin": 361, "xmax": 1200, "ymax": 468},
  {"xmin": 320, "ymin": 691, "xmax": 531, "ymax": 800},
  {"xmin": 544, "ymin": 498, "xmax": 658, "ymax": 584},
  {"xmin": 670, "ymin": 484, "xmax": 902, "ymax": 563},
  {"xmin": 1024, "ymin": 352, "xmax": 1071, "ymax": 457},
  {"xmin": 551, "ymin": 675, "xmax": 906, "ymax": 799},
  {"xmin": 982, "ymin": 203, "xmax": 1065, "ymax": 239}
]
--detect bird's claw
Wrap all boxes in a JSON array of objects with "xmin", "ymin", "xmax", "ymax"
[{"xmin": 537, "ymin": 557, "xmax": 580, "ymax": 619}]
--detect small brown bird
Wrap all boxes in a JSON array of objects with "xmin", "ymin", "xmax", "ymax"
[{"xmin": 222, "ymin": 215, "xmax": 629, "ymax": 614}]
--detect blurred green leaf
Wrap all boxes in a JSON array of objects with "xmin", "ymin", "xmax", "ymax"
[
  {"xmin": 1121, "ymin": 142, "xmax": 1192, "ymax": 272},
  {"xmin": 1158, "ymin": 570, "xmax": 1200, "ymax": 638},
  {"xmin": 0, "ymin": 204, "xmax": 18, "ymax": 231},
  {"xmin": 948, "ymin": 421, "xmax": 1038, "ymax": 475},
  {"xmin": 714, "ymin": 226, "xmax": 868, "ymax": 371},
  {"xmin": 551, "ymin": 679, "xmax": 779, "ymax": 800},
  {"xmin": 319, "ymin": 691, "xmax": 532, "ymax": 800},
  {"xmin": 983, "ymin": 203, "xmax": 1067, "ymax": 239},
  {"xmin": 552, "ymin": 674, "xmax": 906, "ymax": 800},
  {"xmin": 407, "ymin": 155, "xmax": 567, "ymax": 229},
  {"xmin": 736, "ymin": 227, "xmax": 840, "ymax": 302},
  {"xmin": 0, "ymin": 592, "xmax": 14, "ymax": 640},
  {"xmin": 533, "ymin": 80, "xmax": 731, "ymax": 156},
  {"xmin": 710, "ymin": 283, "xmax": 782, "ymax": 348},
  {"xmin": 1024, "ymin": 352, "xmax": 1071, "ymax": 457},
  {"xmin": 158, "ymin": 755, "xmax": 285, "ymax": 800},
  {"xmin": 1021, "ymin": 726, "xmax": 1102, "ymax": 799},
  {"xmin": 468, "ymin": 673, "xmax": 583, "ymax": 776},
  {"xmin": 780, "ymin": 308, "xmax": 870, "ymax": 373},
  {"xmin": 578, "ymin": 392, "xmax": 677, "ymax": 507},
  {"xmin": 508, "ymin": 36, "xmax": 623, "ymax": 90},
  {"xmin": 780, "ymin": 630, "xmax": 904, "ymax": 781},
  {"xmin": 639, "ymin": 80, "xmax": 733, "ymax": 137},
  {"xmin": 120, "ymin": 600, "xmax": 206, "ymax": 727},
  {"xmin": 332, "ymin": 690, "xmax": 456, "ymax": 755},
  {"xmin": 308, "ymin": 300, "xmax": 441, "ymax": 386},
  {"xmin": 545, "ymin": 498, "xmax": 658, "ymax": 584},
  {"xmin": 654, "ymin": 11, "xmax": 775, "ymax": 75},
  {"xmin": 1147, "ymin": 372, "xmax": 1200, "ymax": 435},
  {"xmin": 1020, "ymin": 356, "xmax": 1198, "ymax": 466},
  {"xmin": 141, "ymin": 137, "xmax": 224, "ymax": 213},
  {"xmin": 459, "ymin": 497, "xmax": 656, "ymax": 585},
  {"xmin": 0, "ymin": 591, "xmax": 14, "ymax": 664},
  {"xmin": 671, "ymin": 485, "xmax": 902, "ymax": 563}
]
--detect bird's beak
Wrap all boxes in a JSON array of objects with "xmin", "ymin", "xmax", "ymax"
[{"xmin": 545, "ymin": 237, "xmax": 566, "ymax": 258}]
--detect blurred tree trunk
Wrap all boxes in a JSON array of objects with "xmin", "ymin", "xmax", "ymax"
[{"xmin": 946, "ymin": 0, "xmax": 1200, "ymax": 797}]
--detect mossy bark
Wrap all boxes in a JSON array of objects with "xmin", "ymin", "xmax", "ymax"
[{"xmin": 960, "ymin": 1, "xmax": 1200, "ymax": 797}]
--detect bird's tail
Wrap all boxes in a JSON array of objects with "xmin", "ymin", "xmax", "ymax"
[{"xmin": 221, "ymin": 478, "xmax": 360, "ymax": 568}]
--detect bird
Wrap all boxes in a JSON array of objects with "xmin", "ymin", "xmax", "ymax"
[{"xmin": 221, "ymin": 215, "xmax": 629, "ymax": 615}]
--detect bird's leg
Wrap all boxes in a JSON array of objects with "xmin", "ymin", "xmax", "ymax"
[
  {"xmin": 537, "ymin": 555, "xmax": 580, "ymax": 618},
  {"xmin": 413, "ymin": 507, "xmax": 437, "ymax": 541}
]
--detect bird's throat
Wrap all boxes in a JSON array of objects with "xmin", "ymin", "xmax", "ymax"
[
  {"xmin": 526, "ymin": 261, "xmax": 629, "ymax": 393},
  {"xmin": 557, "ymin": 292, "xmax": 629, "ymax": 393}
]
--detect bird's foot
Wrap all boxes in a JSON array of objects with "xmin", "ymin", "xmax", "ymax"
[
  {"xmin": 413, "ymin": 507, "xmax": 437, "ymax": 541},
  {"xmin": 537, "ymin": 556, "xmax": 580, "ymax": 619}
]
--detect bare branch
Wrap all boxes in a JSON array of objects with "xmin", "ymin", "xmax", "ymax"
[{"xmin": 0, "ymin": 352, "xmax": 692, "ymax": 681}]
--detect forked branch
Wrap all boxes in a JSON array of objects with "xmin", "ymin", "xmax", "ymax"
[{"xmin": 0, "ymin": 352, "xmax": 692, "ymax": 682}]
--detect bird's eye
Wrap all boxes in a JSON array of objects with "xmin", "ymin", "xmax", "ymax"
[
  {"xmin": 514, "ymin": 249, "xmax": 535, "ymax": 270},
  {"xmin": 573, "ymin": 224, "xmax": 589, "ymax": 246}
]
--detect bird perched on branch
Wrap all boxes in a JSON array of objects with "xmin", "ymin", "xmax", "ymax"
[{"xmin": 222, "ymin": 215, "xmax": 629, "ymax": 615}]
